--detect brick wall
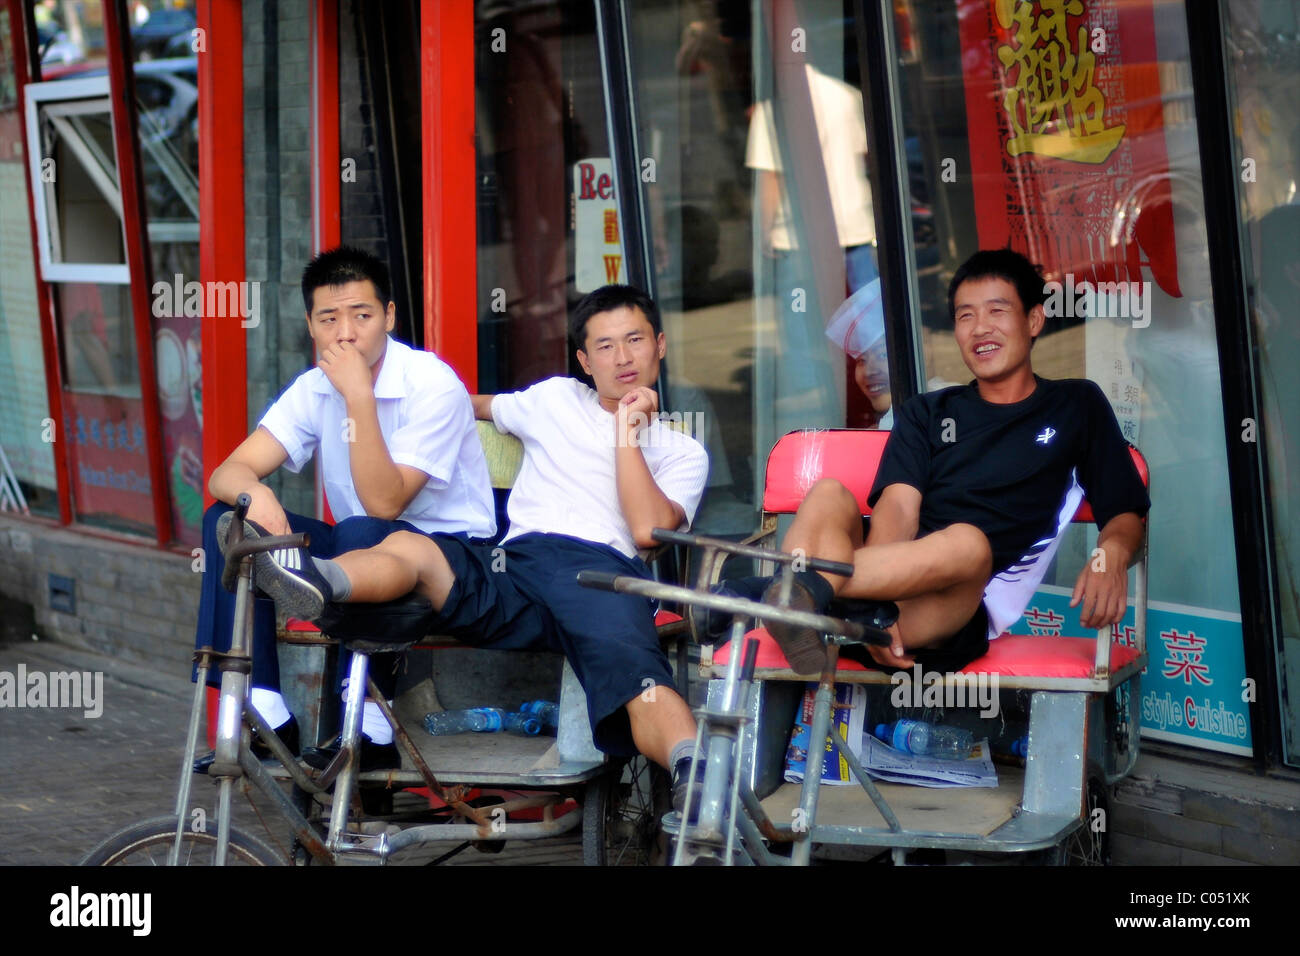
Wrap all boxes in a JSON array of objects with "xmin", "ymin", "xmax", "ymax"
[
  {"xmin": 1111, "ymin": 753, "xmax": 1300, "ymax": 865},
  {"xmin": 0, "ymin": 515, "xmax": 198, "ymax": 667}
]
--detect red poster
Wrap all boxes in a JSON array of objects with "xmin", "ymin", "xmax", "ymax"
[
  {"xmin": 63, "ymin": 392, "xmax": 155, "ymax": 528},
  {"xmin": 958, "ymin": 0, "xmax": 1180, "ymax": 295}
]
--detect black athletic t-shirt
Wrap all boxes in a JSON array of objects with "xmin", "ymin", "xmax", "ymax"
[{"xmin": 867, "ymin": 376, "xmax": 1150, "ymax": 575}]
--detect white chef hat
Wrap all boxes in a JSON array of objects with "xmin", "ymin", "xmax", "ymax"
[{"xmin": 825, "ymin": 278, "xmax": 885, "ymax": 359}]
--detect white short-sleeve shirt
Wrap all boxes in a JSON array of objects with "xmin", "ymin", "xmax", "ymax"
[
  {"xmin": 491, "ymin": 377, "xmax": 709, "ymax": 558},
  {"xmin": 745, "ymin": 64, "xmax": 874, "ymax": 250},
  {"xmin": 258, "ymin": 336, "xmax": 496, "ymax": 537}
]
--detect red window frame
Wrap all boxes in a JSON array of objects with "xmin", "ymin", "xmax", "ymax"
[
  {"xmin": 422, "ymin": 0, "xmax": 477, "ymax": 389},
  {"xmin": 196, "ymin": 0, "xmax": 247, "ymax": 510}
]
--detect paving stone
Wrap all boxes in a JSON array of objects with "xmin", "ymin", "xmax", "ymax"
[{"xmin": 0, "ymin": 641, "xmax": 583, "ymax": 867}]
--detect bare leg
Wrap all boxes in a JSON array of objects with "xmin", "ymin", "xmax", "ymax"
[
  {"xmin": 780, "ymin": 479, "xmax": 993, "ymax": 654},
  {"xmin": 625, "ymin": 686, "xmax": 698, "ymax": 769},
  {"xmin": 842, "ymin": 523, "xmax": 991, "ymax": 601},
  {"xmin": 779, "ymin": 478, "xmax": 863, "ymax": 590},
  {"xmin": 332, "ymin": 531, "xmax": 458, "ymax": 609}
]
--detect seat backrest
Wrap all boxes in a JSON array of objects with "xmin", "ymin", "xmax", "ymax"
[
  {"xmin": 763, "ymin": 429, "xmax": 889, "ymax": 515},
  {"xmin": 761, "ymin": 427, "xmax": 1148, "ymax": 522},
  {"xmin": 476, "ymin": 420, "xmax": 523, "ymax": 490}
]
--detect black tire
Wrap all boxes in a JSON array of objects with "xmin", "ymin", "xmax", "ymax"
[
  {"xmin": 81, "ymin": 815, "xmax": 284, "ymax": 866},
  {"xmin": 582, "ymin": 756, "xmax": 672, "ymax": 866}
]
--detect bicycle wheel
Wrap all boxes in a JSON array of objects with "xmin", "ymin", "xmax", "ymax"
[
  {"xmin": 81, "ymin": 815, "xmax": 284, "ymax": 866},
  {"xmin": 582, "ymin": 756, "xmax": 672, "ymax": 866},
  {"xmin": 1056, "ymin": 773, "xmax": 1112, "ymax": 866}
]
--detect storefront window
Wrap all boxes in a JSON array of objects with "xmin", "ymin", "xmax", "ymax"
[
  {"xmin": 0, "ymin": 5, "xmax": 59, "ymax": 518},
  {"xmin": 29, "ymin": 0, "xmax": 109, "ymax": 79},
  {"xmin": 474, "ymin": 1, "xmax": 613, "ymax": 394},
  {"xmin": 1223, "ymin": 0, "xmax": 1300, "ymax": 766},
  {"xmin": 895, "ymin": 0, "xmax": 1249, "ymax": 754},
  {"xmin": 621, "ymin": 0, "xmax": 891, "ymax": 536},
  {"xmin": 127, "ymin": 35, "xmax": 203, "ymax": 546}
]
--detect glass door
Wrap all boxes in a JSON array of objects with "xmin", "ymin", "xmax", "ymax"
[
  {"xmin": 619, "ymin": 0, "xmax": 896, "ymax": 536},
  {"xmin": 1223, "ymin": 0, "xmax": 1300, "ymax": 766}
]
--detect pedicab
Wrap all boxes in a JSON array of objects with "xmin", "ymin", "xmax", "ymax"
[
  {"xmin": 577, "ymin": 428, "xmax": 1150, "ymax": 865},
  {"xmin": 82, "ymin": 422, "xmax": 684, "ymax": 866}
]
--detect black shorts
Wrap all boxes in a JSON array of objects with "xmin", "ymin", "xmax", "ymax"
[
  {"xmin": 840, "ymin": 602, "xmax": 990, "ymax": 674},
  {"xmin": 428, "ymin": 532, "xmax": 675, "ymax": 757}
]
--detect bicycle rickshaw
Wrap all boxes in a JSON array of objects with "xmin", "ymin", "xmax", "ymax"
[
  {"xmin": 82, "ymin": 422, "xmax": 682, "ymax": 866},
  {"xmin": 82, "ymin": 425, "xmax": 1148, "ymax": 867},
  {"xmin": 578, "ymin": 428, "xmax": 1150, "ymax": 865}
]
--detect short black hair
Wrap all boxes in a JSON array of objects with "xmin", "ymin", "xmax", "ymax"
[
  {"xmin": 947, "ymin": 248, "xmax": 1047, "ymax": 321},
  {"xmin": 568, "ymin": 284, "xmax": 662, "ymax": 352},
  {"xmin": 301, "ymin": 245, "xmax": 391, "ymax": 314}
]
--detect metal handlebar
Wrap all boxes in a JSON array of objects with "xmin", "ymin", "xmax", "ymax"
[
  {"xmin": 651, "ymin": 527, "xmax": 855, "ymax": 578},
  {"xmin": 574, "ymin": 570, "xmax": 873, "ymax": 642},
  {"xmin": 219, "ymin": 492, "xmax": 311, "ymax": 593}
]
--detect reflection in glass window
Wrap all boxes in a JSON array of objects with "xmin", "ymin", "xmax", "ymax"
[
  {"xmin": 1225, "ymin": 0, "xmax": 1300, "ymax": 765},
  {"xmin": 624, "ymin": 1, "xmax": 890, "ymax": 537},
  {"xmin": 895, "ymin": 0, "xmax": 1249, "ymax": 755}
]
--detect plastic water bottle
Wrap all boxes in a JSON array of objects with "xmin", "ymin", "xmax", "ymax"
[
  {"xmin": 424, "ymin": 707, "xmax": 498, "ymax": 735},
  {"xmin": 424, "ymin": 707, "xmax": 503, "ymax": 736},
  {"xmin": 874, "ymin": 719, "xmax": 974, "ymax": 760},
  {"xmin": 424, "ymin": 707, "xmax": 542, "ymax": 736},
  {"xmin": 504, "ymin": 711, "xmax": 542, "ymax": 736},
  {"xmin": 519, "ymin": 700, "xmax": 559, "ymax": 731}
]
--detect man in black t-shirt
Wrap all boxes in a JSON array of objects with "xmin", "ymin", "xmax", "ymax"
[{"xmin": 730, "ymin": 249, "xmax": 1149, "ymax": 674}]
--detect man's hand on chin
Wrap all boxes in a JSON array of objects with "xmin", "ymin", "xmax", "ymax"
[{"xmin": 318, "ymin": 341, "xmax": 374, "ymax": 402}]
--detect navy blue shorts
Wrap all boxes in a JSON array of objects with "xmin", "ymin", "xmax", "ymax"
[{"xmin": 429, "ymin": 532, "xmax": 674, "ymax": 757}]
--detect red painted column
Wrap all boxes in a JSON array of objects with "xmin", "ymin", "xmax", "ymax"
[
  {"xmin": 421, "ymin": 0, "xmax": 477, "ymax": 387},
  {"xmin": 103, "ymin": 0, "xmax": 172, "ymax": 544},
  {"xmin": 312, "ymin": 0, "xmax": 339, "ymax": 254},
  {"xmin": 195, "ymin": 0, "xmax": 246, "ymax": 506}
]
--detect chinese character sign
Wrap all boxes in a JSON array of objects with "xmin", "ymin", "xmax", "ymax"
[
  {"xmin": 1007, "ymin": 585, "xmax": 1250, "ymax": 755},
  {"xmin": 996, "ymin": 0, "xmax": 1125, "ymax": 163},
  {"xmin": 959, "ymin": 0, "xmax": 1181, "ymax": 296},
  {"xmin": 573, "ymin": 158, "xmax": 626, "ymax": 292}
]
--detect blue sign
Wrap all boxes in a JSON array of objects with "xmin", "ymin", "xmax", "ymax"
[{"xmin": 1007, "ymin": 585, "xmax": 1251, "ymax": 756}]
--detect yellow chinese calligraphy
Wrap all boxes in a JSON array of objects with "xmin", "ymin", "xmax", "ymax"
[
  {"xmin": 603, "ymin": 208, "xmax": 620, "ymax": 244},
  {"xmin": 994, "ymin": 0, "xmax": 1125, "ymax": 163}
]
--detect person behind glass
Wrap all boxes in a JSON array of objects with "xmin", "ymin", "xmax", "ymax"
[
  {"xmin": 193, "ymin": 246, "xmax": 495, "ymax": 771},
  {"xmin": 825, "ymin": 277, "xmax": 893, "ymax": 430}
]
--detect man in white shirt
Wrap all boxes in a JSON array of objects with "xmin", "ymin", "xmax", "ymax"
[
  {"xmin": 254, "ymin": 286, "xmax": 713, "ymax": 812},
  {"xmin": 194, "ymin": 246, "xmax": 494, "ymax": 769}
]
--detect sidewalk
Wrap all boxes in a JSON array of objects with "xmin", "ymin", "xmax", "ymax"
[{"xmin": 0, "ymin": 638, "xmax": 582, "ymax": 866}]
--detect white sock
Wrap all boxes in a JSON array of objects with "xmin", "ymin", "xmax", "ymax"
[
  {"xmin": 361, "ymin": 701, "xmax": 393, "ymax": 744},
  {"xmin": 250, "ymin": 688, "xmax": 293, "ymax": 728}
]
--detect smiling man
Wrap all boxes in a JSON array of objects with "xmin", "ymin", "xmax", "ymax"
[
  {"xmin": 193, "ymin": 246, "xmax": 494, "ymax": 770},
  {"xmin": 713, "ymin": 248, "xmax": 1150, "ymax": 675},
  {"xmin": 243, "ymin": 284, "xmax": 711, "ymax": 808}
]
